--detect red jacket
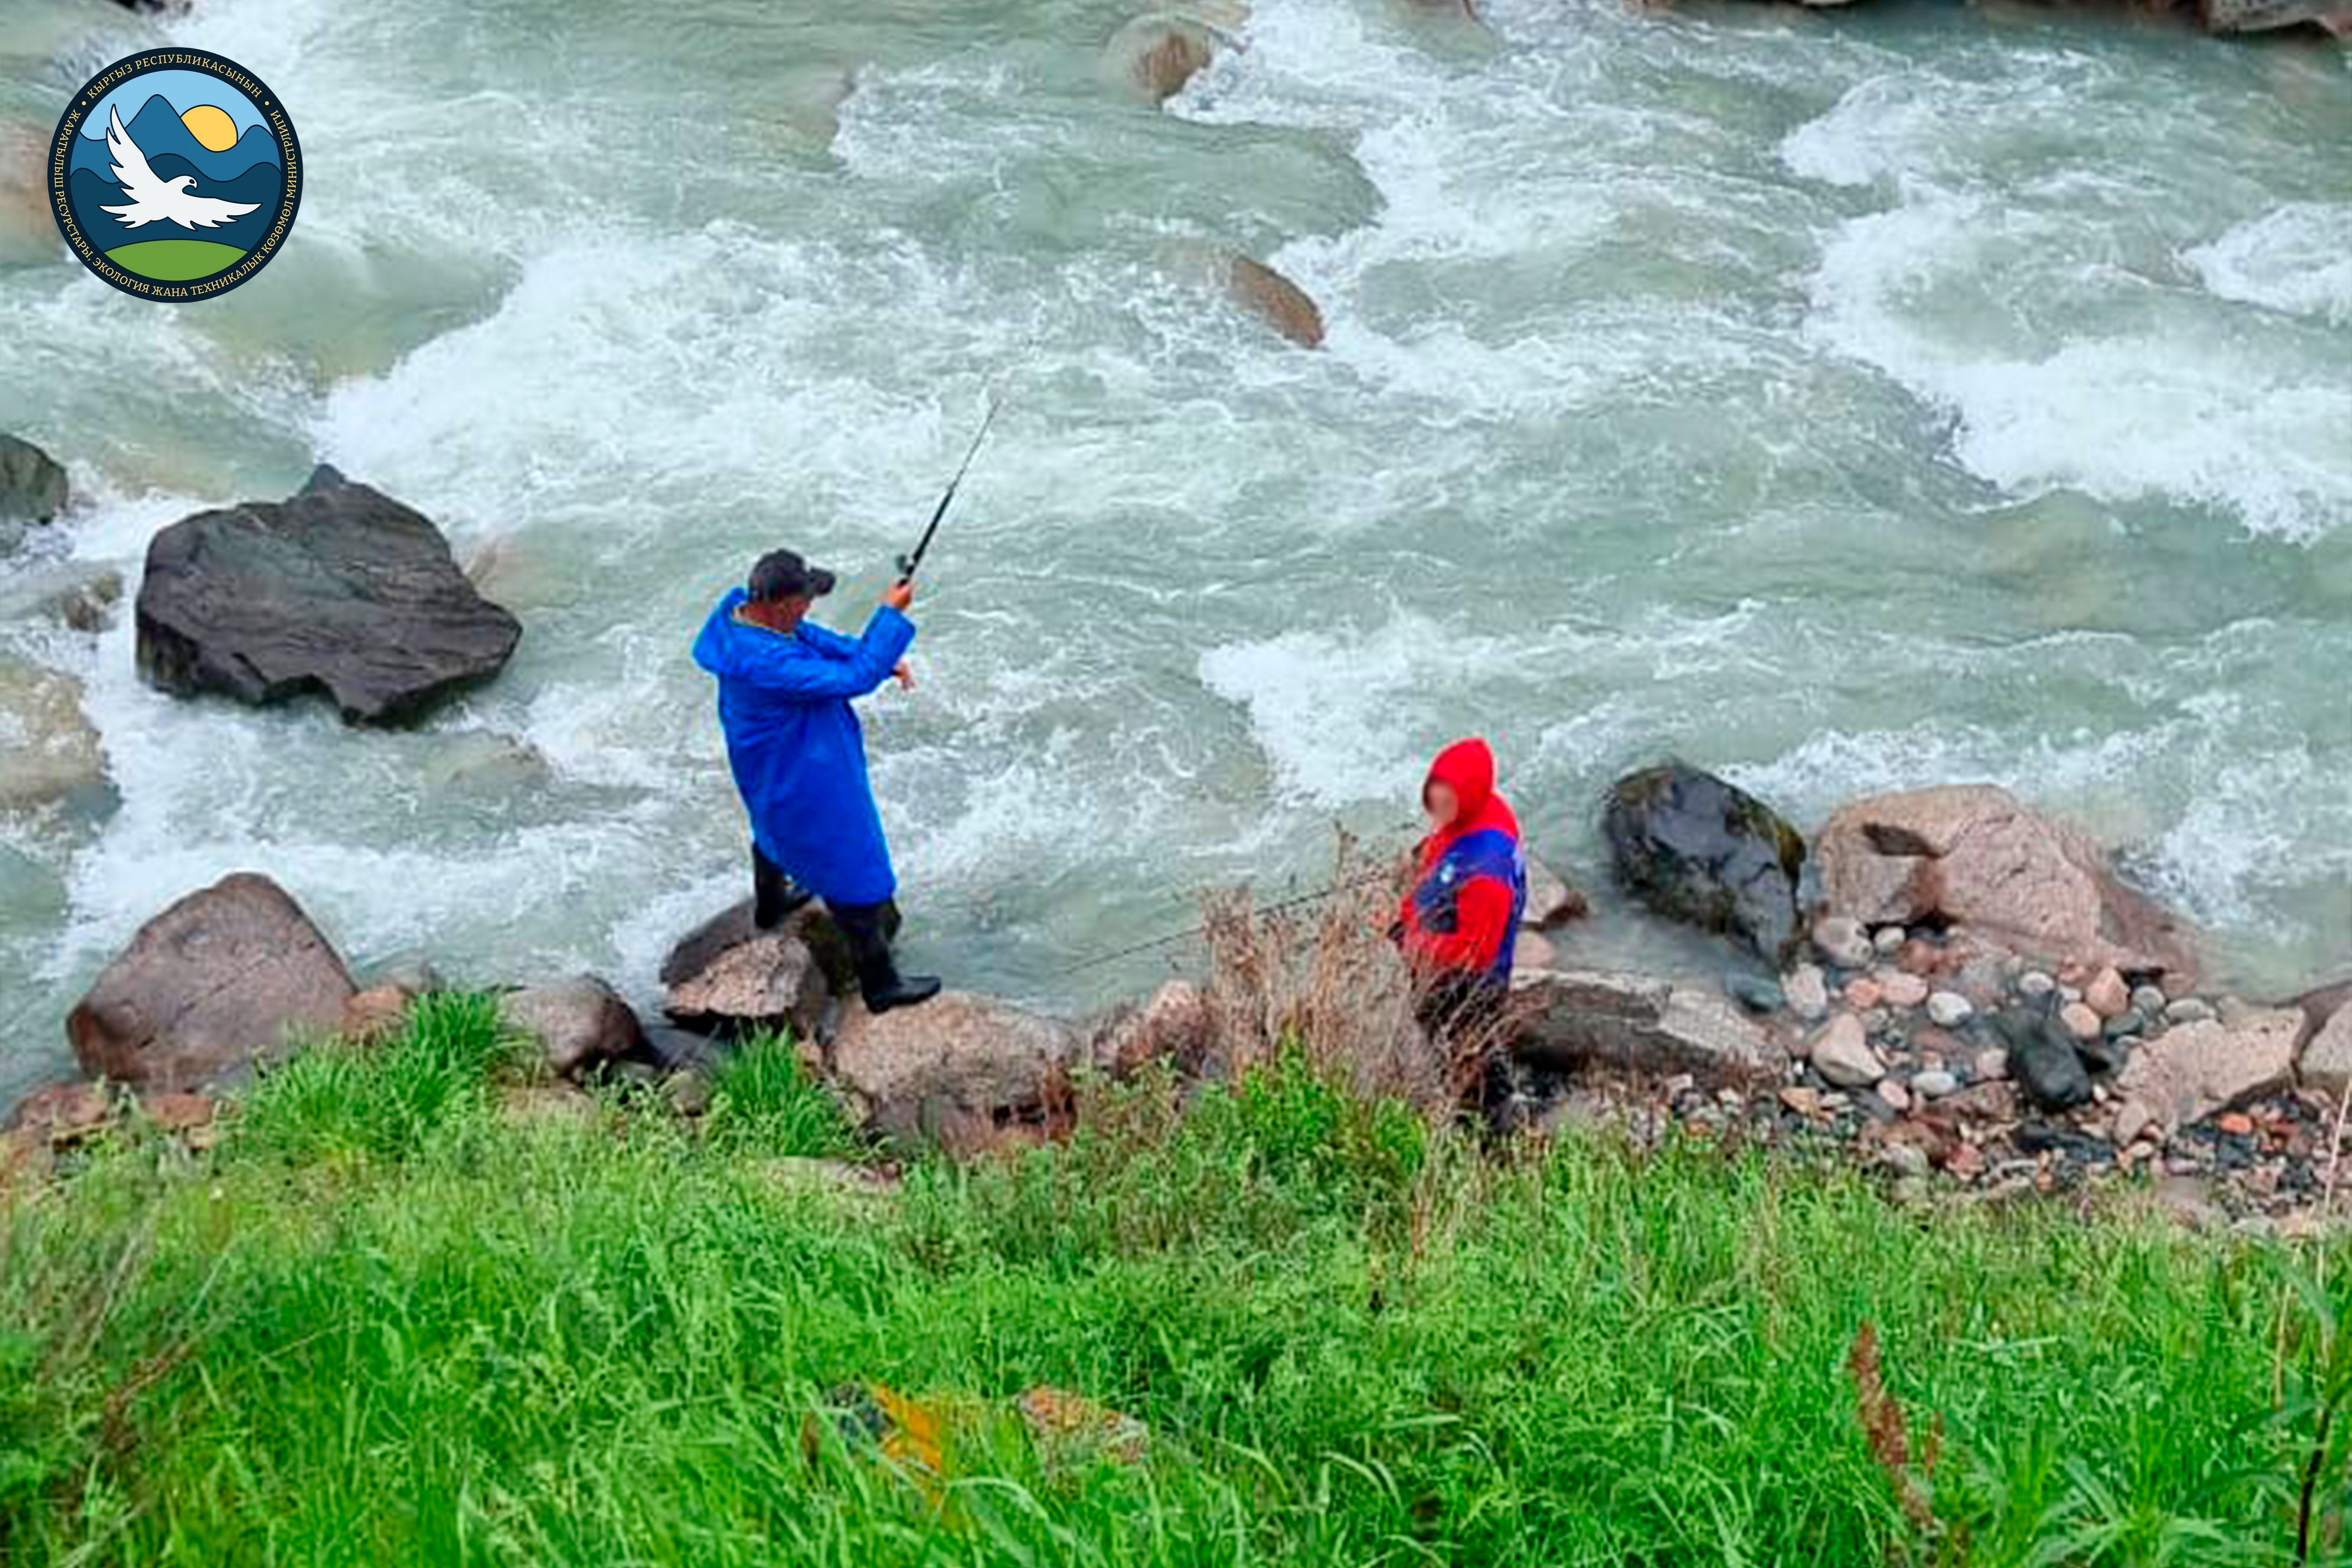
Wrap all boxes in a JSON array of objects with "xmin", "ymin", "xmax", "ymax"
[{"xmin": 1398, "ymin": 738, "xmax": 1524, "ymax": 980}]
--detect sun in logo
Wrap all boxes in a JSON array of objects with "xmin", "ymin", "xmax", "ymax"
[{"xmin": 49, "ymin": 49, "xmax": 302, "ymax": 301}]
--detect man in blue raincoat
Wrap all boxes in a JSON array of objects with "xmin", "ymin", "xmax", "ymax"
[{"xmin": 693, "ymin": 549, "xmax": 940, "ymax": 1012}]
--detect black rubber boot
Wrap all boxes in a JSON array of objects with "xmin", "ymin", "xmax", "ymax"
[
  {"xmin": 752, "ymin": 844, "xmax": 813, "ymax": 930},
  {"xmin": 832, "ymin": 900, "xmax": 940, "ymax": 1013}
]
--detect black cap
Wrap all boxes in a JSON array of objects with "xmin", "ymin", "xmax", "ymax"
[{"xmin": 747, "ymin": 549, "xmax": 836, "ymax": 602}]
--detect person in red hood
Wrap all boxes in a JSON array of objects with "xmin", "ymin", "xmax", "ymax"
[{"xmin": 1394, "ymin": 738, "xmax": 1528, "ymax": 1033}]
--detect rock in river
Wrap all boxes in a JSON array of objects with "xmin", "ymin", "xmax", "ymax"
[
  {"xmin": 134, "ymin": 465, "xmax": 522, "ymax": 726},
  {"xmin": 0, "ymin": 434, "xmax": 68, "ymax": 543},
  {"xmin": 0, "ymin": 658, "xmax": 112, "ymax": 816},
  {"xmin": 67, "ymin": 873, "xmax": 357, "ymax": 1092},
  {"xmin": 1814, "ymin": 784, "xmax": 2192, "ymax": 982},
  {"xmin": 1602, "ymin": 761, "xmax": 1807, "ymax": 966}
]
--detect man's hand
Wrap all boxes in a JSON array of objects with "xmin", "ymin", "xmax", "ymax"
[
  {"xmin": 892, "ymin": 660, "xmax": 915, "ymax": 691},
  {"xmin": 882, "ymin": 579, "xmax": 915, "ymax": 613}
]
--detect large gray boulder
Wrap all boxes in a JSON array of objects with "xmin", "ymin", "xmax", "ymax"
[
  {"xmin": 1602, "ymin": 761, "xmax": 1807, "ymax": 966},
  {"xmin": 1509, "ymin": 966, "xmax": 1786, "ymax": 1088},
  {"xmin": 67, "ymin": 873, "xmax": 357, "ymax": 1091},
  {"xmin": 1814, "ymin": 785, "xmax": 2193, "ymax": 983},
  {"xmin": 134, "ymin": 465, "xmax": 521, "ymax": 726},
  {"xmin": 0, "ymin": 435, "xmax": 67, "ymax": 544}
]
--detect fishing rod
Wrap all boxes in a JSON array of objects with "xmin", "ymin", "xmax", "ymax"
[
  {"xmin": 1060, "ymin": 867, "xmax": 1403, "ymax": 976},
  {"xmin": 896, "ymin": 392, "xmax": 1004, "ymax": 584}
]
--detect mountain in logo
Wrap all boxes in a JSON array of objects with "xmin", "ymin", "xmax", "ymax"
[
  {"xmin": 69, "ymin": 94, "xmax": 279, "ymax": 185},
  {"xmin": 67, "ymin": 93, "xmax": 283, "ymax": 267}
]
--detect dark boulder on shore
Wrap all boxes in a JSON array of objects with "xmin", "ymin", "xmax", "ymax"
[
  {"xmin": 0, "ymin": 434, "xmax": 68, "ymax": 545},
  {"xmin": 134, "ymin": 465, "xmax": 521, "ymax": 726},
  {"xmin": 1602, "ymin": 762, "xmax": 1807, "ymax": 966},
  {"xmin": 659, "ymin": 898, "xmax": 835, "ymax": 1041},
  {"xmin": 1991, "ymin": 1005, "xmax": 2092, "ymax": 1112},
  {"xmin": 67, "ymin": 873, "xmax": 357, "ymax": 1092}
]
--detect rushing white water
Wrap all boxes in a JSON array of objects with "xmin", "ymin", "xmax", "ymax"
[{"xmin": 2, "ymin": 0, "xmax": 2347, "ymax": 1102}]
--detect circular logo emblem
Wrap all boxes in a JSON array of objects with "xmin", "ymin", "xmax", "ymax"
[{"xmin": 47, "ymin": 49, "xmax": 300, "ymax": 302}]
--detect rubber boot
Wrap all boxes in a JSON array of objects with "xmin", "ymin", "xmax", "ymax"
[
  {"xmin": 752, "ymin": 844, "xmax": 813, "ymax": 930},
  {"xmin": 833, "ymin": 900, "xmax": 940, "ymax": 1013}
]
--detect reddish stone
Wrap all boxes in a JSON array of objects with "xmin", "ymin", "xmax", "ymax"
[
  {"xmin": 2215, "ymin": 1112, "xmax": 2255, "ymax": 1137},
  {"xmin": 1843, "ymin": 977, "xmax": 1883, "ymax": 1010},
  {"xmin": 9, "ymin": 1082, "xmax": 113, "ymax": 1145},
  {"xmin": 1942, "ymin": 1143, "xmax": 1986, "ymax": 1179},
  {"xmin": 141, "ymin": 1092, "xmax": 216, "ymax": 1133}
]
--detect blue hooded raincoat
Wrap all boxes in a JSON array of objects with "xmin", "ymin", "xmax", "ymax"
[{"xmin": 693, "ymin": 588, "xmax": 916, "ymax": 906}]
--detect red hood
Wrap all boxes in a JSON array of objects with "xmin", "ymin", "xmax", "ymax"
[{"xmin": 1420, "ymin": 737, "xmax": 1518, "ymax": 862}]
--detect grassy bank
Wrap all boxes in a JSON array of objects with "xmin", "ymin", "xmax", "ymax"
[{"xmin": 2, "ymin": 992, "xmax": 2342, "ymax": 1565}]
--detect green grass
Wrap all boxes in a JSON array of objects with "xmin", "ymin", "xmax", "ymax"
[
  {"xmin": 101, "ymin": 238, "xmax": 248, "ymax": 281},
  {"xmin": 2, "ymin": 993, "xmax": 2346, "ymax": 1565}
]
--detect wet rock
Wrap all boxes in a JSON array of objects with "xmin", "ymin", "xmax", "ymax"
[
  {"xmin": 1809, "ymin": 1014, "xmax": 1880, "ymax": 1089},
  {"xmin": 0, "ymin": 659, "xmax": 112, "ymax": 815},
  {"xmin": 1926, "ymin": 991, "xmax": 1973, "ymax": 1028},
  {"xmin": 2110, "ymin": 1005, "xmax": 2299, "ymax": 1146},
  {"xmin": 824, "ymin": 992, "xmax": 1080, "ymax": 1156},
  {"xmin": 1784, "ymin": 964, "xmax": 1829, "ymax": 1022},
  {"xmin": 135, "ymin": 465, "xmax": 522, "ymax": 726},
  {"xmin": 1991, "ymin": 1007, "xmax": 2091, "ymax": 1112},
  {"xmin": 1106, "ymin": 14, "xmax": 1219, "ymax": 105},
  {"xmin": 1087, "ymin": 979, "xmax": 1213, "ymax": 1078},
  {"xmin": 501, "ymin": 975, "xmax": 645, "ymax": 1080},
  {"xmin": 1225, "ymin": 254, "xmax": 1326, "ymax": 348},
  {"xmin": 0, "ymin": 562, "xmax": 122, "ymax": 633},
  {"xmin": 659, "ymin": 898, "xmax": 833, "ymax": 1042},
  {"xmin": 2198, "ymin": 0, "xmax": 2352, "ymax": 36},
  {"xmin": 1813, "ymin": 784, "xmax": 2193, "ymax": 982},
  {"xmin": 2292, "ymin": 978, "xmax": 2352, "ymax": 1040},
  {"xmin": 1602, "ymin": 762, "xmax": 1806, "ymax": 966},
  {"xmin": 1524, "ymin": 854, "xmax": 1590, "ymax": 928},
  {"xmin": 2299, "ymin": 1004, "xmax": 2352, "ymax": 1099},
  {"xmin": 67, "ymin": 874, "xmax": 356, "ymax": 1092},
  {"xmin": 1511, "ymin": 967, "xmax": 1784, "ymax": 1087},
  {"xmin": 0, "ymin": 434, "xmax": 67, "ymax": 541}
]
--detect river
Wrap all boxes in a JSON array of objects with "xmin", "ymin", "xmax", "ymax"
[{"xmin": 1, "ymin": 0, "xmax": 2347, "ymax": 1104}]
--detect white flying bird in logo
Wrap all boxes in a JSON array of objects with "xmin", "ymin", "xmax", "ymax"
[{"xmin": 98, "ymin": 105, "xmax": 260, "ymax": 230}]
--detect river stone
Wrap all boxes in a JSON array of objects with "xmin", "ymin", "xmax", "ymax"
[
  {"xmin": 2111, "ymin": 1005, "xmax": 2300, "ymax": 1145},
  {"xmin": 1811, "ymin": 915, "xmax": 1873, "ymax": 970},
  {"xmin": 1991, "ymin": 1006, "xmax": 2092, "ymax": 1112},
  {"xmin": 1877, "ymin": 971, "xmax": 1928, "ymax": 1009},
  {"xmin": 0, "ymin": 658, "xmax": 111, "ymax": 815},
  {"xmin": 1225, "ymin": 254, "xmax": 1327, "ymax": 348},
  {"xmin": 824, "ymin": 991, "xmax": 1082, "ymax": 1156},
  {"xmin": 0, "ymin": 561, "xmax": 121, "ymax": 632},
  {"xmin": 1510, "ymin": 967, "xmax": 1784, "ymax": 1087},
  {"xmin": 1814, "ymin": 784, "xmax": 2192, "ymax": 983},
  {"xmin": 1105, "ymin": 14, "xmax": 1218, "ymax": 104},
  {"xmin": 1601, "ymin": 761, "xmax": 1807, "ymax": 967},
  {"xmin": 659, "ymin": 898, "xmax": 833, "ymax": 1042},
  {"xmin": 2299, "ymin": 1005, "xmax": 2352, "ymax": 1099},
  {"xmin": 134, "ymin": 465, "xmax": 522, "ymax": 726},
  {"xmin": 501, "ymin": 976, "xmax": 644, "ymax": 1080},
  {"xmin": 1926, "ymin": 991, "xmax": 1973, "ymax": 1028},
  {"xmin": 67, "ymin": 873, "xmax": 357, "ymax": 1091},
  {"xmin": 1808, "ymin": 1014, "xmax": 1880, "ymax": 1089},
  {"xmin": 0, "ymin": 434, "xmax": 67, "ymax": 541},
  {"xmin": 1912, "ymin": 1068, "xmax": 1959, "ymax": 1100}
]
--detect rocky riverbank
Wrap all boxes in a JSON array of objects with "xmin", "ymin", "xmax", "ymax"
[{"xmin": 7, "ymin": 747, "xmax": 2346, "ymax": 1238}]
